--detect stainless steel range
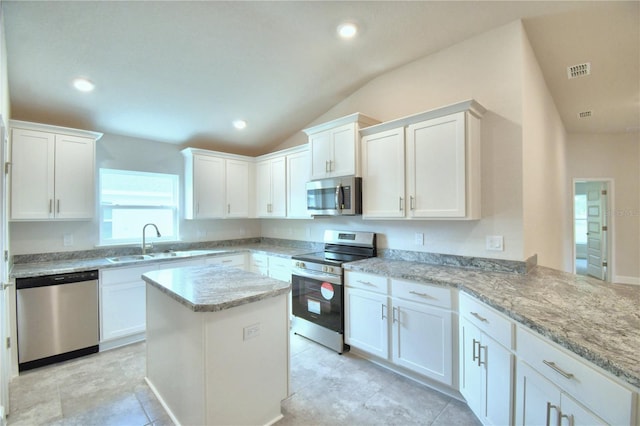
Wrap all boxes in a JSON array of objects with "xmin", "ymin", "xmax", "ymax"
[{"xmin": 291, "ymin": 230, "xmax": 376, "ymax": 353}]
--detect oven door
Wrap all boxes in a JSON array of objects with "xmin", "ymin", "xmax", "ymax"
[{"xmin": 291, "ymin": 269, "xmax": 343, "ymax": 332}]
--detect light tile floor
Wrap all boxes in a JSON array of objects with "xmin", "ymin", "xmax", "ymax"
[{"xmin": 8, "ymin": 334, "xmax": 480, "ymax": 426}]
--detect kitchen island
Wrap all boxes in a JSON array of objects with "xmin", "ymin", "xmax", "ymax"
[{"xmin": 141, "ymin": 264, "xmax": 291, "ymax": 426}]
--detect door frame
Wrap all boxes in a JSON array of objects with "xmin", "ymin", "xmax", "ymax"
[{"xmin": 572, "ymin": 178, "xmax": 614, "ymax": 282}]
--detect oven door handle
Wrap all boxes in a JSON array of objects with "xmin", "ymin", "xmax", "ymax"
[{"xmin": 292, "ymin": 269, "xmax": 343, "ymax": 285}]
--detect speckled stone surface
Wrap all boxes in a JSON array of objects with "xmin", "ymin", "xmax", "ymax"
[
  {"xmin": 344, "ymin": 258, "xmax": 640, "ymax": 389},
  {"xmin": 9, "ymin": 243, "xmax": 315, "ymax": 278},
  {"xmin": 142, "ymin": 264, "xmax": 290, "ymax": 312}
]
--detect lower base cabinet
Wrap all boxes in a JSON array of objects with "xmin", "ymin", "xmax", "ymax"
[{"xmin": 344, "ymin": 271, "xmax": 455, "ymax": 386}]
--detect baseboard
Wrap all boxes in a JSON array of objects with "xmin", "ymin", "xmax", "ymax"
[
  {"xmin": 145, "ymin": 377, "xmax": 182, "ymax": 426},
  {"xmin": 613, "ymin": 275, "xmax": 640, "ymax": 286},
  {"xmin": 99, "ymin": 332, "xmax": 145, "ymax": 352}
]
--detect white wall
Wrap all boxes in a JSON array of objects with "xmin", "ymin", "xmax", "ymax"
[
  {"xmin": 566, "ymin": 133, "xmax": 640, "ymax": 284},
  {"xmin": 272, "ymin": 21, "xmax": 526, "ymax": 261},
  {"xmin": 520, "ymin": 23, "xmax": 570, "ymax": 271}
]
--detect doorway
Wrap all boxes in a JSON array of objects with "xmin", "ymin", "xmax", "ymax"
[{"xmin": 573, "ymin": 179, "xmax": 612, "ymax": 281}]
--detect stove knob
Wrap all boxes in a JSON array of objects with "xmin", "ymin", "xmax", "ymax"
[
  {"xmin": 298, "ymin": 262, "xmax": 305, "ymax": 268},
  {"xmin": 322, "ymin": 266, "xmax": 328, "ymax": 272}
]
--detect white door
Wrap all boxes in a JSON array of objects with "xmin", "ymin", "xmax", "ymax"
[
  {"xmin": 330, "ymin": 123, "xmax": 356, "ymax": 177},
  {"xmin": 484, "ymin": 337, "xmax": 513, "ymax": 426},
  {"xmin": 309, "ymin": 130, "xmax": 332, "ymax": 180},
  {"xmin": 270, "ymin": 157, "xmax": 286, "ymax": 217},
  {"xmin": 459, "ymin": 317, "xmax": 483, "ymax": 420},
  {"xmin": 255, "ymin": 160, "xmax": 271, "ymax": 217},
  {"xmin": 225, "ymin": 159, "xmax": 250, "ymax": 217},
  {"xmin": 515, "ymin": 361, "xmax": 562, "ymax": 426},
  {"xmin": 344, "ymin": 288, "xmax": 389, "ymax": 359},
  {"xmin": 286, "ymin": 150, "xmax": 310, "ymax": 218},
  {"xmin": 194, "ymin": 154, "xmax": 225, "ymax": 218},
  {"xmin": 54, "ymin": 134, "xmax": 95, "ymax": 219},
  {"xmin": 585, "ymin": 181, "xmax": 607, "ymax": 280},
  {"xmin": 0, "ymin": 122, "xmax": 10, "ymax": 422}
]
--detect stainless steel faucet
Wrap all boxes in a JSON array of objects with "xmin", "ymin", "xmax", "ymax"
[{"xmin": 142, "ymin": 223, "xmax": 161, "ymax": 254}]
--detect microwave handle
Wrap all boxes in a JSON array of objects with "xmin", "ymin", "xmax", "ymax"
[{"xmin": 335, "ymin": 184, "xmax": 343, "ymax": 211}]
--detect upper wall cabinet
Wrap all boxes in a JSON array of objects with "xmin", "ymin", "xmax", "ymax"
[
  {"xmin": 182, "ymin": 148, "xmax": 253, "ymax": 219},
  {"xmin": 9, "ymin": 120, "xmax": 102, "ymax": 221},
  {"xmin": 255, "ymin": 155, "xmax": 286, "ymax": 218},
  {"xmin": 303, "ymin": 113, "xmax": 379, "ymax": 180},
  {"xmin": 285, "ymin": 148, "xmax": 311, "ymax": 219},
  {"xmin": 360, "ymin": 100, "xmax": 485, "ymax": 220}
]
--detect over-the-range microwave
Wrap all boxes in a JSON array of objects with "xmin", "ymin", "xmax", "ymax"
[{"xmin": 306, "ymin": 176, "xmax": 362, "ymax": 217}]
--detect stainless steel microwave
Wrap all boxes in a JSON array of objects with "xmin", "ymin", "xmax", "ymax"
[{"xmin": 306, "ymin": 177, "xmax": 362, "ymax": 216}]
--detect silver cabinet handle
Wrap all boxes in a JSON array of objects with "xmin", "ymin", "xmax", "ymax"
[
  {"xmin": 478, "ymin": 343, "xmax": 486, "ymax": 367},
  {"xmin": 57, "ymin": 199, "xmax": 60, "ymax": 213},
  {"xmin": 381, "ymin": 304, "xmax": 386, "ymax": 320},
  {"xmin": 560, "ymin": 413, "xmax": 574, "ymax": 426},
  {"xmin": 49, "ymin": 199, "xmax": 53, "ymax": 214},
  {"xmin": 546, "ymin": 402, "xmax": 560, "ymax": 426},
  {"xmin": 357, "ymin": 280, "xmax": 375, "ymax": 286},
  {"xmin": 222, "ymin": 259, "xmax": 233, "ymax": 263},
  {"xmin": 410, "ymin": 195, "xmax": 415, "ymax": 210},
  {"xmin": 196, "ymin": 202, "xmax": 200, "ymax": 215},
  {"xmin": 325, "ymin": 160, "xmax": 329, "ymax": 172},
  {"xmin": 470, "ymin": 312, "xmax": 488, "ymax": 322},
  {"xmin": 409, "ymin": 290, "xmax": 435, "ymax": 299},
  {"xmin": 392, "ymin": 307, "xmax": 398, "ymax": 324},
  {"xmin": 472, "ymin": 338, "xmax": 480, "ymax": 363},
  {"xmin": 329, "ymin": 160, "xmax": 333, "ymax": 172},
  {"xmin": 543, "ymin": 360, "xmax": 574, "ymax": 379},
  {"xmin": 227, "ymin": 204, "xmax": 231, "ymax": 214},
  {"xmin": 399, "ymin": 196, "xmax": 403, "ymax": 211}
]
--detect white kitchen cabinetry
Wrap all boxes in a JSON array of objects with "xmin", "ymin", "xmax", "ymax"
[
  {"xmin": 459, "ymin": 292, "xmax": 514, "ymax": 426},
  {"xmin": 515, "ymin": 325, "xmax": 635, "ymax": 426},
  {"xmin": 360, "ymin": 100, "xmax": 484, "ymax": 220},
  {"xmin": 249, "ymin": 253, "xmax": 291, "ymax": 283},
  {"xmin": 255, "ymin": 155, "xmax": 286, "ymax": 218},
  {"xmin": 344, "ymin": 271, "xmax": 456, "ymax": 386},
  {"xmin": 303, "ymin": 113, "xmax": 379, "ymax": 180},
  {"xmin": 286, "ymin": 148, "xmax": 311, "ymax": 218},
  {"xmin": 9, "ymin": 121, "xmax": 102, "ymax": 220},
  {"xmin": 182, "ymin": 148, "xmax": 253, "ymax": 219},
  {"xmin": 204, "ymin": 253, "xmax": 247, "ymax": 270},
  {"xmin": 100, "ymin": 265, "xmax": 154, "ymax": 346}
]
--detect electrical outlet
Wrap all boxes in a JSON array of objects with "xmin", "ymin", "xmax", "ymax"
[
  {"xmin": 243, "ymin": 323, "xmax": 260, "ymax": 341},
  {"xmin": 63, "ymin": 233, "xmax": 73, "ymax": 246},
  {"xmin": 415, "ymin": 232, "xmax": 424, "ymax": 246},
  {"xmin": 486, "ymin": 236, "xmax": 504, "ymax": 251}
]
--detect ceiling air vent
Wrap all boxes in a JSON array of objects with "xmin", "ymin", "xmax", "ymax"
[
  {"xmin": 567, "ymin": 62, "xmax": 591, "ymax": 79},
  {"xmin": 578, "ymin": 110, "xmax": 592, "ymax": 119}
]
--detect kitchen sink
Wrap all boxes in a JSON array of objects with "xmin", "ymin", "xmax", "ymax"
[{"xmin": 106, "ymin": 255, "xmax": 153, "ymax": 263}]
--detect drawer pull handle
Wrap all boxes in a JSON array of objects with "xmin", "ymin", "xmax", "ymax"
[
  {"xmin": 357, "ymin": 280, "xmax": 375, "ymax": 286},
  {"xmin": 409, "ymin": 290, "xmax": 435, "ymax": 299},
  {"xmin": 546, "ymin": 402, "xmax": 559, "ymax": 426},
  {"xmin": 470, "ymin": 312, "xmax": 488, "ymax": 322},
  {"xmin": 543, "ymin": 360, "xmax": 574, "ymax": 379}
]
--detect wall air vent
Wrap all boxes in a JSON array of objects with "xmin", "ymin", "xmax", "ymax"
[
  {"xmin": 578, "ymin": 110, "xmax": 592, "ymax": 119},
  {"xmin": 567, "ymin": 62, "xmax": 591, "ymax": 79}
]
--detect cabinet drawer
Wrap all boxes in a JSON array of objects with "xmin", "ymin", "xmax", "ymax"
[
  {"xmin": 250, "ymin": 253, "xmax": 268, "ymax": 267},
  {"xmin": 391, "ymin": 279, "xmax": 452, "ymax": 309},
  {"xmin": 517, "ymin": 325, "xmax": 634, "ymax": 426},
  {"xmin": 459, "ymin": 292, "xmax": 513, "ymax": 348},
  {"xmin": 101, "ymin": 265, "xmax": 156, "ymax": 285},
  {"xmin": 205, "ymin": 254, "xmax": 246, "ymax": 268},
  {"xmin": 345, "ymin": 271, "xmax": 387, "ymax": 293}
]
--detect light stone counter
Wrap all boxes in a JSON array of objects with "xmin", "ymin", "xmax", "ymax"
[
  {"xmin": 141, "ymin": 263, "xmax": 290, "ymax": 312},
  {"xmin": 343, "ymin": 258, "xmax": 640, "ymax": 389}
]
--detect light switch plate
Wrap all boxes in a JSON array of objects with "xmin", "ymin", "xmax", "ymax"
[
  {"xmin": 415, "ymin": 233, "xmax": 424, "ymax": 246},
  {"xmin": 486, "ymin": 235, "xmax": 504, "ymax": 251}
]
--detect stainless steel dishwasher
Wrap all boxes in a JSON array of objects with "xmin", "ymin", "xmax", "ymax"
[{"xmin": 16, "ymin": 270, "xmax": 99, "ymax": 371}]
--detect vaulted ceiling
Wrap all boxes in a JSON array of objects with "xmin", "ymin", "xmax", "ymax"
[{"xmin": 3, "ymin": 1, "xmax": 639, "ymax": 155}]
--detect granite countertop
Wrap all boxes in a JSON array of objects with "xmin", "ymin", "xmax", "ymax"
[
  {"xmin": 142, "ymin": 264, "xmax": 291, "ymax": 312},
  {"xmin": 344, "ymin": 258, "xmax": 640, "ymax": 390},
  {"xmin": 9, "ymin": 243, "xmax": 313, "ymax": 278}
]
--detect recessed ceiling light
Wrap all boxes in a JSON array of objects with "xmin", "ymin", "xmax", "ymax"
[
  {"xmin": 72, "ymin": 77, "xmax": 95, "ymax": 92},
  {"xmin": 233, "ymin": 120, "xmax": 247, "ymax": 130},
  {"xmin": 337, "ymin": 22, "xmax": 358, "ymax": 39}
]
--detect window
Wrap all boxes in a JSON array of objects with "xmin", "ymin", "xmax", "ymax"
[
  {"xmin": 574, "ymin": 194, "xmax": 587, "ymax": 245},
  {"xmin": 99, "ymin": 168, "xmax": 179, "ymax": 245}
]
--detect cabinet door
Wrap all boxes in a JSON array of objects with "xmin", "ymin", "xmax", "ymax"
[
  {"xmin": 255, "ymin": 160, "xmax": 271, "ymax": 217},
  {"xmin": 406, "ymin": 112, "xmax": 466, "ymax": 218},
  {"xmin": 249, "ymin": 253, "xmax": 269, "ymax": 276},
  {"xmin": 10, "ymin": 128, "xmax": 54, "ymax": 220},
  {"xmin": 225, "ymin": 159, "xmax": 250, "ymax": 217},
  {"xmin": 54, "ymin": 134, "xmax": 95, "ymax": 219},
  {"xmin": 286, "ymin": 150, "xmax": 310, "ymax": 218},
  {"xmin": 270, "ymin": 156, "xmax": 287, "ymax": 217},
  {"xmin": 460, "ymin": 317, "xmax": 484, "ymax": 420},
  {"xmin": 484, "ymin": 337, "xmax": 513, "ymax": 426},
  {"xmin": 330, "ymin": 123, "xmax": 357, "ymax": 177},
  {"xmin": 193, "ymin": 154, "xmax": 225, "ymax": 218},
  {"xmin": 344, "ymin": 287, "xmax": 388, "ymax": 359},
  {"xmin": 309, "ymin": 129, "xmax": 332, "ymax": 180},
  {"xmin": 392, "ymin": 298, "xmax": 452, "ymax": 385},
  {"xmin": 560, "ymin": 393, "xmax": 606, "ymax": 426},
  {"xmin": 361, "ymin": 127, "xmax": 406, "ymax": 218},
  {"xmin": 515, "ymin": 361, "xmax": 562, "ymax": 426}
]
